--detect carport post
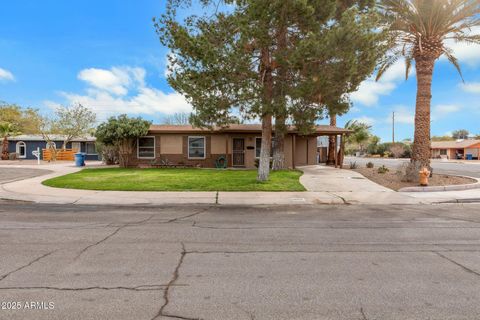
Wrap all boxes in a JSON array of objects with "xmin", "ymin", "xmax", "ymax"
[
  {"xmin": 334, "ymin": 134, "xmax": 338, "ymax": 168},
  {"xmin": 292, "ymin": 134, "xmax": 296, "ymax": 169}
]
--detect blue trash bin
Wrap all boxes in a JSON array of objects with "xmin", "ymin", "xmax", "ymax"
[
  {"xmin": 74, "ymin": 153, "xmax": 85, "ymax": 167},
  {"xmin": 467, "ymin": 154, "xmax": 473, "ymax": 160}
]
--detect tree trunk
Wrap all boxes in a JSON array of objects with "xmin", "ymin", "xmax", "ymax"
[
  {"xmin": 118, "ymin": 139, "xmax": 133, "ymax": 168},
  {"xmin": 271, "ymin": 10, "xmax": 287, "ymax": 171},
  {"xmin": 326, "ymin": 114, "xmax": 336, "ymax": 165},
  {"xmin": 407, "ymin": 57, "xmax": 435, "ymax": 181},
  {"xmin": 1, "ymin": 136, "xmax": 9, "ymax": 160},
  {"xmin": 272, "ymin": 118, "xmax": 286, "ymax": 170},
  {"xmin": 257, "ymin": 47, "xmax": 273, "ymax": 182},
  {"xmin": 258, "ymin": 114, "xmax": 273, "ymax": 181}
]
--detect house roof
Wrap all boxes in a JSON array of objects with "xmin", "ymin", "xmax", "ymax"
[
  {"xmin": 431, "ymin": 139, "xmax": 480, "ymax": 149},
  {"xmin": 149, "ymin": 124, "xmax": 352, "ymax": 135},
  {"xmin": 7, "ymin": 134, "xmax": 96, "ymax": 142}
]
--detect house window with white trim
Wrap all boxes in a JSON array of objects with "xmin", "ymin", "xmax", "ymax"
[
  {"xmin": 138, "ymin": 137, "xmax": 155, "ymax": 159},
  {"xmin": 16, "ymin": 141, "xmax": 27, "ymax": 158},
  {"xmin": 255, "ymin": 137, "xmax": 274, "ymax": 158},
  {"xmin": 86, "ymin": 142, "xmax": 97, "ymax": 155},
  {"xmin": 188, "ymin": 136, "xmax": 205, "ymax": 159}
]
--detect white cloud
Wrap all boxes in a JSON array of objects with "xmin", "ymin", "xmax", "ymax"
[
  {"xmin": 354, "ymin": 116, "xmax": 376, "ymax": 125},
  {"xmin": 0, "ymin": 67, "xmax": 15, "ymax": 82},
  {"xmin": 78, "ymin": 67, "xmax": 145, "ymax": 96},
  {"xmin": 460, "ymin": 82, "xmax": 480, "ymax": 94},
  {"xmin": 47, "ymin": 66, "xmax": 192, "ymax": 120},
  {"xmin": 432, "ymin": 104, "xmax": 460, "ymax": 119},
  {"xmin": 350, "ymin": 60, "xmax": 413, "ymax": 107},
  {"xmin": 443, "ymin": 27, "xmax": 480, "ymax": 67}
]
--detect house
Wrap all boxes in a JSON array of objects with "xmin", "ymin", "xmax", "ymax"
[
  {"xmin": 133, "ymin": 124, "xmax": 351, "ymax": 169},
  {"xmin": 431, "ymin": 140, "xmax": 480, "ymax": 160},
  {"xmin": 7, "ymin": 135, "xmax": 100, "ymax": 161}
]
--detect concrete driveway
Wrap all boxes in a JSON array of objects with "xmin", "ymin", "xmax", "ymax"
[
  {"xmin": 1, "ymin": 202, "xmax": 480, "ymax": 319},
  {"xmin": 299, "ymin": 165, "xmax": 390, "ymax": 192}
]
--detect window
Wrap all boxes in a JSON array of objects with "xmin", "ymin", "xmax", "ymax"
[
  {"xmin": 86, "ymin": 142, "xmax": 97, "ymax": 155},
  {"xmin": 255, "ymin": 137, "xmax": 274, "ymax": 158},
  {"xmin": 72, "ymin": 142, "xmax": 81, "ymax": 152},
  {"xmin": 137, "ymin": 137, "xmax": 155, "ymax": 159},
  {"xmin": 440, "ymin": 149, "xmax": 447, "ymax": 156},
  {"xmin": 188, "ymin": 136, "xmax": 205, "ymax": 159},
  {"xmin": 16, "ymin": 141, "xmax": 26, "ymax": 158}
]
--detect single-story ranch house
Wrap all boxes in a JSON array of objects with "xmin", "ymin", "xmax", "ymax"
[
  {"xmin": 7, "ymin": 135, "xmax": 100, "ymax": 161},
  {"xmin": 133, "ymin": 124, "xmax": 351, "ymax": 169},
  {"xmin": 431, "ymin": 139, "xmax": 480, "ymax": 160}
]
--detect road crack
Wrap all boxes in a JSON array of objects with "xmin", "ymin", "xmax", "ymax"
[
  {"xmin": 434, "ymin": 251, "xmax": 480, "ymax": 277},
  {"xmin": 74, "ymin": 215, "xmax": 155, "ymax": 260},
  {"xmin": 164, "ymin": 207, "xmax": 211, "ymax": 224},
  {"xmin": 360, "ymin": 307, "xmax": 368, "ymax": 320},
  {"xmin": 0, "ymin": 250, "xmax": 56, "ymax": 282},
  {"xmin": 0, "ymin": 284, "xmax": 175, "ymax": 292},
  {"xmin": 152, "ymin": 242, "xmax": 199, "ymax": 320}
]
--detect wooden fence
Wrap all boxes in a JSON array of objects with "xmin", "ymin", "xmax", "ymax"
[{"xmin": 42, "ymin": 149, "xmax": 78, "ymax": 161}]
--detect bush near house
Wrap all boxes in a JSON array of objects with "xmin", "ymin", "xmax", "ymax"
[{"xmin": 367, "ymin": 142, "xmax": 411, "ymax": 158}]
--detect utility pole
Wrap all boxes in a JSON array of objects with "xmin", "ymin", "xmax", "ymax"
[{"xmin": 392, "ymin": 111, "xmax": 395, "ymax": 144}]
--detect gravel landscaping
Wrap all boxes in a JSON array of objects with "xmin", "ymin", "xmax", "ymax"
[{"xmin": 352, "ymin": 167, "xmax": 476, "ymax": 191}]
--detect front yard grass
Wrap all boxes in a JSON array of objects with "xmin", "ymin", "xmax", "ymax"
[{"xmin": 42, "ymin": 168, "xmax": 306, "ymax": 192}]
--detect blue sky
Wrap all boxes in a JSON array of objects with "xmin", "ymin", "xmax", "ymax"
[{"xmin": 0, "ymin": 0, "xmax": 479, "ymax": 142}]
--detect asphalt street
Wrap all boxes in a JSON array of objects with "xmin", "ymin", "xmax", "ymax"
[
  {"xmin": 0, "ymin": 168, "xmax": 51, "ymax": 184},
  {"xmin": 1, "ymin": 202, "xmax": 480, "ymax": 319},
  {"xmin": 346, "ymin": 156, "xmax": 480, "ymax": 178}
]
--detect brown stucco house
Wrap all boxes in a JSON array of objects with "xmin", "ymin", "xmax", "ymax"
[
  {"xmin": 431, "ymin": 140, "xmax": 480, "ymax": 160},
  {"xmin": 133, "ymin": 124, "xmax": 351, "ymax": 169}
]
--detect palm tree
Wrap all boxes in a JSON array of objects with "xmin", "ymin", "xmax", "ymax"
[
  {"xmin": 377, "ymin": 0, "xmax": 480, "ymax": 173},
  {"xmin": 345, "ymin": 120, "xmax": 372, "ymax": 154},
  {"xmin": 0, "ymin": 123, "xmax": 21, "ymax": 160}
]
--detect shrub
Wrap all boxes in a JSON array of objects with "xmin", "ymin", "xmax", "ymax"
[
  {"xmin": 377, "ymin": 165, "xmax": 389, "ymax": 174},
  {"xmin": 389, "ymin": 143, "xmax": 405, "ymax": 158},
  {"xmin": 96, "ymin": 142, "xmax": 118, "ymax": 165},
  {"xmin": 349, "ymin": 161, "xmax": 358, "ymax": 169},
  {"xmin": 366, "ymin": 162, "xmax": 374, "ymax": 168}
]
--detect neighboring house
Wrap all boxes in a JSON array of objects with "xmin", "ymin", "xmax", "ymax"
[
  {"xmin": 7, "ymin": 135, "xmax": 100, "ymax": 161},
  {"xmin": 133, "ymin": 124, "xmax": 351, "ymax": 169},
  {"xmin": 431, "ymin": 140, "xmax": 480, "ymax": 160}
]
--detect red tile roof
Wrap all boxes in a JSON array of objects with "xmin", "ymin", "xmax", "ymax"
[{"xmin": 149, "ymin": 124, "xmax": 351, "ymax": 135}]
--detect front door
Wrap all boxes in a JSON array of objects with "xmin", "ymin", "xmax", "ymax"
[{"xmin": 232, "ymin": 138, "xmax": 245, "ymax": 166}]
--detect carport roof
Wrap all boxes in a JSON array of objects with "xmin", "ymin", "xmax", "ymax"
[{"xmin": 149, "ymin": 124, "xmax": 352, "ymax": 135}]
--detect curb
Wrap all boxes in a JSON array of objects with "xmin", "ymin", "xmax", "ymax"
[{"xmin": 399, "ymin": 175, "xmax": 480, "ymax": 192}]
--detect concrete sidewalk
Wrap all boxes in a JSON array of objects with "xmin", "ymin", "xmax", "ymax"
[{"xmin": 0, "ymin": 162, "xmax": 469, "ymax": 205}]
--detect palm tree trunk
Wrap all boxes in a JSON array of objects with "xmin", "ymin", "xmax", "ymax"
[
  {"xmin": 409, "ymin": 57, "xmax": 435, "ymax": 177},
  {"xmin": 326, "ymin": 114, "xmax": 336, "ymax": 165},
  {"xmin": 1, "ymin": 136, "xmax": 9, "ymax": 160}
]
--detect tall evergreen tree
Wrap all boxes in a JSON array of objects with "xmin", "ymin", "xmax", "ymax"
[{"xmin": 156, "ymin": 0, "xmax": 384, "ymax": 178}]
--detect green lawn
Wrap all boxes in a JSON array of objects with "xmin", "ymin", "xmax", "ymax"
[{"xmin": 42, "ymin": 168, "xmax": 306, "ymax": 191}]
